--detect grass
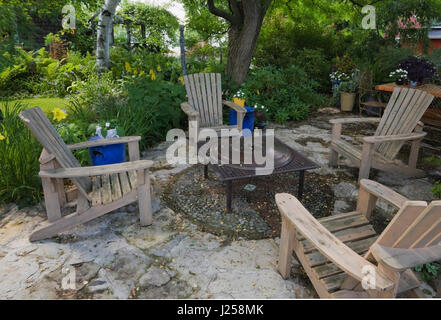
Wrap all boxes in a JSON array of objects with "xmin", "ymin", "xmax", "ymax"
[{"xmin": 0, "ymin": 97, "xmax": 68, "ymax": 113}]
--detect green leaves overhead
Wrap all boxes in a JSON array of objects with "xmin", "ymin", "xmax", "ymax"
[{"xmin": 119, "ymin": 1, "xmax": 180, "ymax": 51}]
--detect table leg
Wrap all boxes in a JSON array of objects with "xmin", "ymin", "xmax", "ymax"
[
  {"xmin": 226, "ymin": 180, "xmax": 232, "ymax": 212},
  {"xmin": 298, "ymin": 170, "xmax": 305, "ymax": 201},
  {"xmin": 204, "ymin": 165, "xmax": 208, "ymax": 179}
]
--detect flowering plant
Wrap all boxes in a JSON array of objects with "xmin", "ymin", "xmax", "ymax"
[
  {"xmin": 389, "ymin": 69, "xmax": 408, "ymax": 80},
  {"xmin": 398, "ymin": 56, "xmax": 436, "ymax": 83},
  {"xmin": 234, "ymin": 89, "xmax": 246, "ymax": 99},
  {"xmin": 330, "ymin": 71, "xmax": 350, "ymax": 82},
  {"xmin": 88, "ymin": 120, "xmax": 125, "ymax": 139},
  {"xmin": 52, "ymin": 108, "xmax": 67, "ymax": 122},
  {"xmin": 254, "ymin": 104, "xmax": 267, "ymax": 112}
]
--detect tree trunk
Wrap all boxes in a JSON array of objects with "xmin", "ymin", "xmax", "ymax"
[
  {"xmin": 96, "ymin": 0, "xmax": 120, "ymax": 72},
  {"xmin": 208, "ymin": 0, "xmax": 271, "ymax": 84}
]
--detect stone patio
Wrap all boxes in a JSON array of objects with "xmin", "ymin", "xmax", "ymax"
[{"xmin": 1, "ymin": 111, "xmax": 440, "ymax": 299}]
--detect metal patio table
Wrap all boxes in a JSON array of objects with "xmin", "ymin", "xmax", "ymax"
[{"xmin": 198, "ymin": 136, "xmax": 319, "ymax": 212}]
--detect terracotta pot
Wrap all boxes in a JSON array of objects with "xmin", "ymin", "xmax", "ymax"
[{"xmin": 340, "ymin": 92, "xmax": 356, "ymax": 112}]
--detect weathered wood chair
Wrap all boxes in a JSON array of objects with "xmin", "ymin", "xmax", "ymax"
[
  {"xmin": 181, "ymin": 73, "xmax": 246, "ymax": 143},
  {"xmin": 19, "ymin": 107, "xmax": 154, "ymax": 242},
  {"xmin": 277, "ymin": 179, "xmax": 441, "ymax": 298},
  {"xmin": 329, "ymin": 88, "xmax": 434, "ymax": 181},
  {"xmin": 358, "ymin": 71, "xmax": 387, "ymax": 116}
]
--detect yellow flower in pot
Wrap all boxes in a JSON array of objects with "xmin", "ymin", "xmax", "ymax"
[{"xmin": 233, "ymin": 89, "xmax": 246, "ymax": 107}]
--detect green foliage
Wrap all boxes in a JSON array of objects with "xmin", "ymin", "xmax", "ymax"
[
  {"xmin": 427, "ymin": 48, "xmax": 441, "ymax": 85},
  {"xmin": 110, "ymin": 47, "xmax": 182, "ymax": 82},
  {"xmin": 67, "ymin": 70, "xmax": 122, "ymax": 107},
  {"xmin": 369, "ymin": 47, "xmax": 415, "ymax": 84},
  {"xmin": 0, "ymin": 101, "xmax": 42, "ymax": 206},
  {"xmin": 241, "ymin": 65, "xmax": 327, "ymax": 124},
  {"xmin": 415, "ymin": 262, "xmax": 441, "ymax": 282},
  {"xmin": 424, "ymin": 155, "xmax": 441, "ymax": 165},
  {"xmin": 119, "ymin": 1, "xmax": 180, "ymax": 52},
  {"xmin": 118, "ymin": 77, "xmax": 186, "ymax": 149},
  {"xmin": 54, "ymin": 121, "xmax": 90, "ymax": 165},
  {"xmin": 431, "ymin": 181, "xmax": 441, "ymax": 199},
  {"xmin": 0, "ymin": 48, "xmax": 96, "ymax": 98}
]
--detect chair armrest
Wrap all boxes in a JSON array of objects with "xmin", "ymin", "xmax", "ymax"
[
  {"xmin": 68, "ymin": 136, "xmax": 141, "ymax": 150},
  {"xmin": 39, "ymin": 160, "xmax": 154, "ymax": 178},
  {"xmin": 276, "ymin": 193, "xmax": 395, "ymax": 291},
  {"xmin": 363, "ymin": 132, "xmax": 427, "ymax": 144},
  {"xmin": 371, "ymin": 244, "xmax": 441, "ymax": 272},
  {"xmin": 359, "ymin": 179, "xmax": 408, "ymax": 209},
  {"xmin": 329, "ymin": 117, "xmax": 381, "ymax": 125},
  {"xmin": 223, "ymin": 100, "xmax": 246, "ymax": 113},
  {"xmin": 181, "ymin": 102, "xmax": 199, "ymax": 118}
]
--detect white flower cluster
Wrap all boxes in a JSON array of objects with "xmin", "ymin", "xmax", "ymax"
[
  {"xmin": 389, "ymin": 69, "xmax": 408, "ymax": 79},
  {"xmin": 254, "ymin": 104, "xmax": 267, "ymax": 111},
  {"xmin": 330, "ymin": 71, "xmax": 349, "ymax": 81},
  {"xmin": 235, "ymin": 89, "xmax": 245, "ymax": 98}
]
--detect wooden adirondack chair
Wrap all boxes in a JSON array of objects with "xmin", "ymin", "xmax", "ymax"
[
  {"xmin": 181, "ymin": 73, "xmax": 246, "ymax": 143},
  {"xmin": 277, "ymin": 179, "xmax": 441, "ymax": 298},
  {"xmin": 329, "ymin": 88, "xmax": 434, "ymax": 182},
  {"xmin": 19, "ymin": 107, "xmax": 154, "ymax": 242}
]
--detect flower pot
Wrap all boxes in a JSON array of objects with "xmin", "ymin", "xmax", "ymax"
[
  {"xmin": 254, "ymin": 109, "xmax": 267, "ymax": 123},
  {"xmin": 233, "ymin": 97, "xmax": 245, "ymax": 107},
  {"xmin": 340, "ymin": 92, "xmax": 356, "ymax": 112},
  {"xmin": 395, "ymin": 78, "xmax": 405, "ymax": 85}
]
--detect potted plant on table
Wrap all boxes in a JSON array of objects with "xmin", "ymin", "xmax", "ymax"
[
  {"xmin": 398, "ymin": 56, "xmax": 436, "ymax": 87},
  {"xmin": 389, "ymin": 69, "xmax": 408, "ymax": 85},
  {"xmin": 338, "ymin": 79, "xmax": 358, "ymax": 112},
  {"xmin": 254, "ymin": 104, "xmax": 268, "ymax": 129}
]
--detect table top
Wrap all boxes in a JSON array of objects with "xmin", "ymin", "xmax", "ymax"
[
  {"xmin": 202, "ymin": 137, "xmax": 319, "ymax": 181},
  {"xmin": 375, "ymin": 82, "xmax": 441, "ymax": 98}
]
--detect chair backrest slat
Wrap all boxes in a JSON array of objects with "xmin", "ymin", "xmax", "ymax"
[
  {"xmin": 375, "ymin": 88, "xmax": 433, "ymax": 160},
  {"xmin": 184, "ymin": 73, "xmax": 223, "ymax": 127},
  {"xmin": 374, "ymin": 201, "xmax": 441, "ymax": 253},
  {"xmin": 19, "ymin": 107, "xmax": 91, "ymax": 194},
  {"xmin": 393, "ymin": 201, "xmax": 441, "ymax": 248},
  {"xmin": 374, "ymin": 201, "xmax": 427, "ymax": 248}
]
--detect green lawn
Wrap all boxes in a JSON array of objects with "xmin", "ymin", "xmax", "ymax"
[{"xmin": 0, "ymin": 97, "xmax": 68, "ymax": 113}]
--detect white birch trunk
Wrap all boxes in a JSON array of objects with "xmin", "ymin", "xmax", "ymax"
[{"xmin": 96, "ymin": 0, "xmax": 120, "ymax": 72}]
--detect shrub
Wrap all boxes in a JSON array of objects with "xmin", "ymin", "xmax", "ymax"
[
  {"xmin": 118, "ymin": 77, "xmax": 186, "ymax": 149},
  {"xmin": 241, "ymin": 65, "xmax": 327, "ymax": 124},
  {"xmin": 82, "ymin": 75, "xmax": 187, "ymax": 150},
  {"xmin": 369, "ymin": 47, "xmax": 414, "ymax": 84},
  {"xmin": 0, "ymin": 102, "xmax": 42, "ymax": 206},
  {"xmin": 292, "ymin": 48, "xmax": 330, "ymax": 90}
]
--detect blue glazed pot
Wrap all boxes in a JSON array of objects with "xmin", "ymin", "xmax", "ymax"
[{"xmin": 88, "ymin": 136, "xmax": 126, "ymax": 166}]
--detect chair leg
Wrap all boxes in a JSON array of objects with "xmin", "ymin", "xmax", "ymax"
[
  {"xmin": 138, "ymin": 170, "xmax": 153, "ymax": 226},
  {"xmin": 41, "ymin": 177, "xmax": 62, "ymax": 223},
  {"xmin": 359, "ymin": 142, "xmax": 374, "ymax": 182},
  {"xmin": 278, "ymin": 217, "xmax": 295, "ymax": 279},
  {"xmin": 408, "ymin": 139, "xmax": 422, "ymax": 170},
  {"xmin": 329, "ymin": 149, "xmax": 339, "ymax": 167}
]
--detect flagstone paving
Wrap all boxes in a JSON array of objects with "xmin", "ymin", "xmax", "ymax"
[{"xmin": 1, "ymin": 112, "xmax": 440, "ymax": 299}]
